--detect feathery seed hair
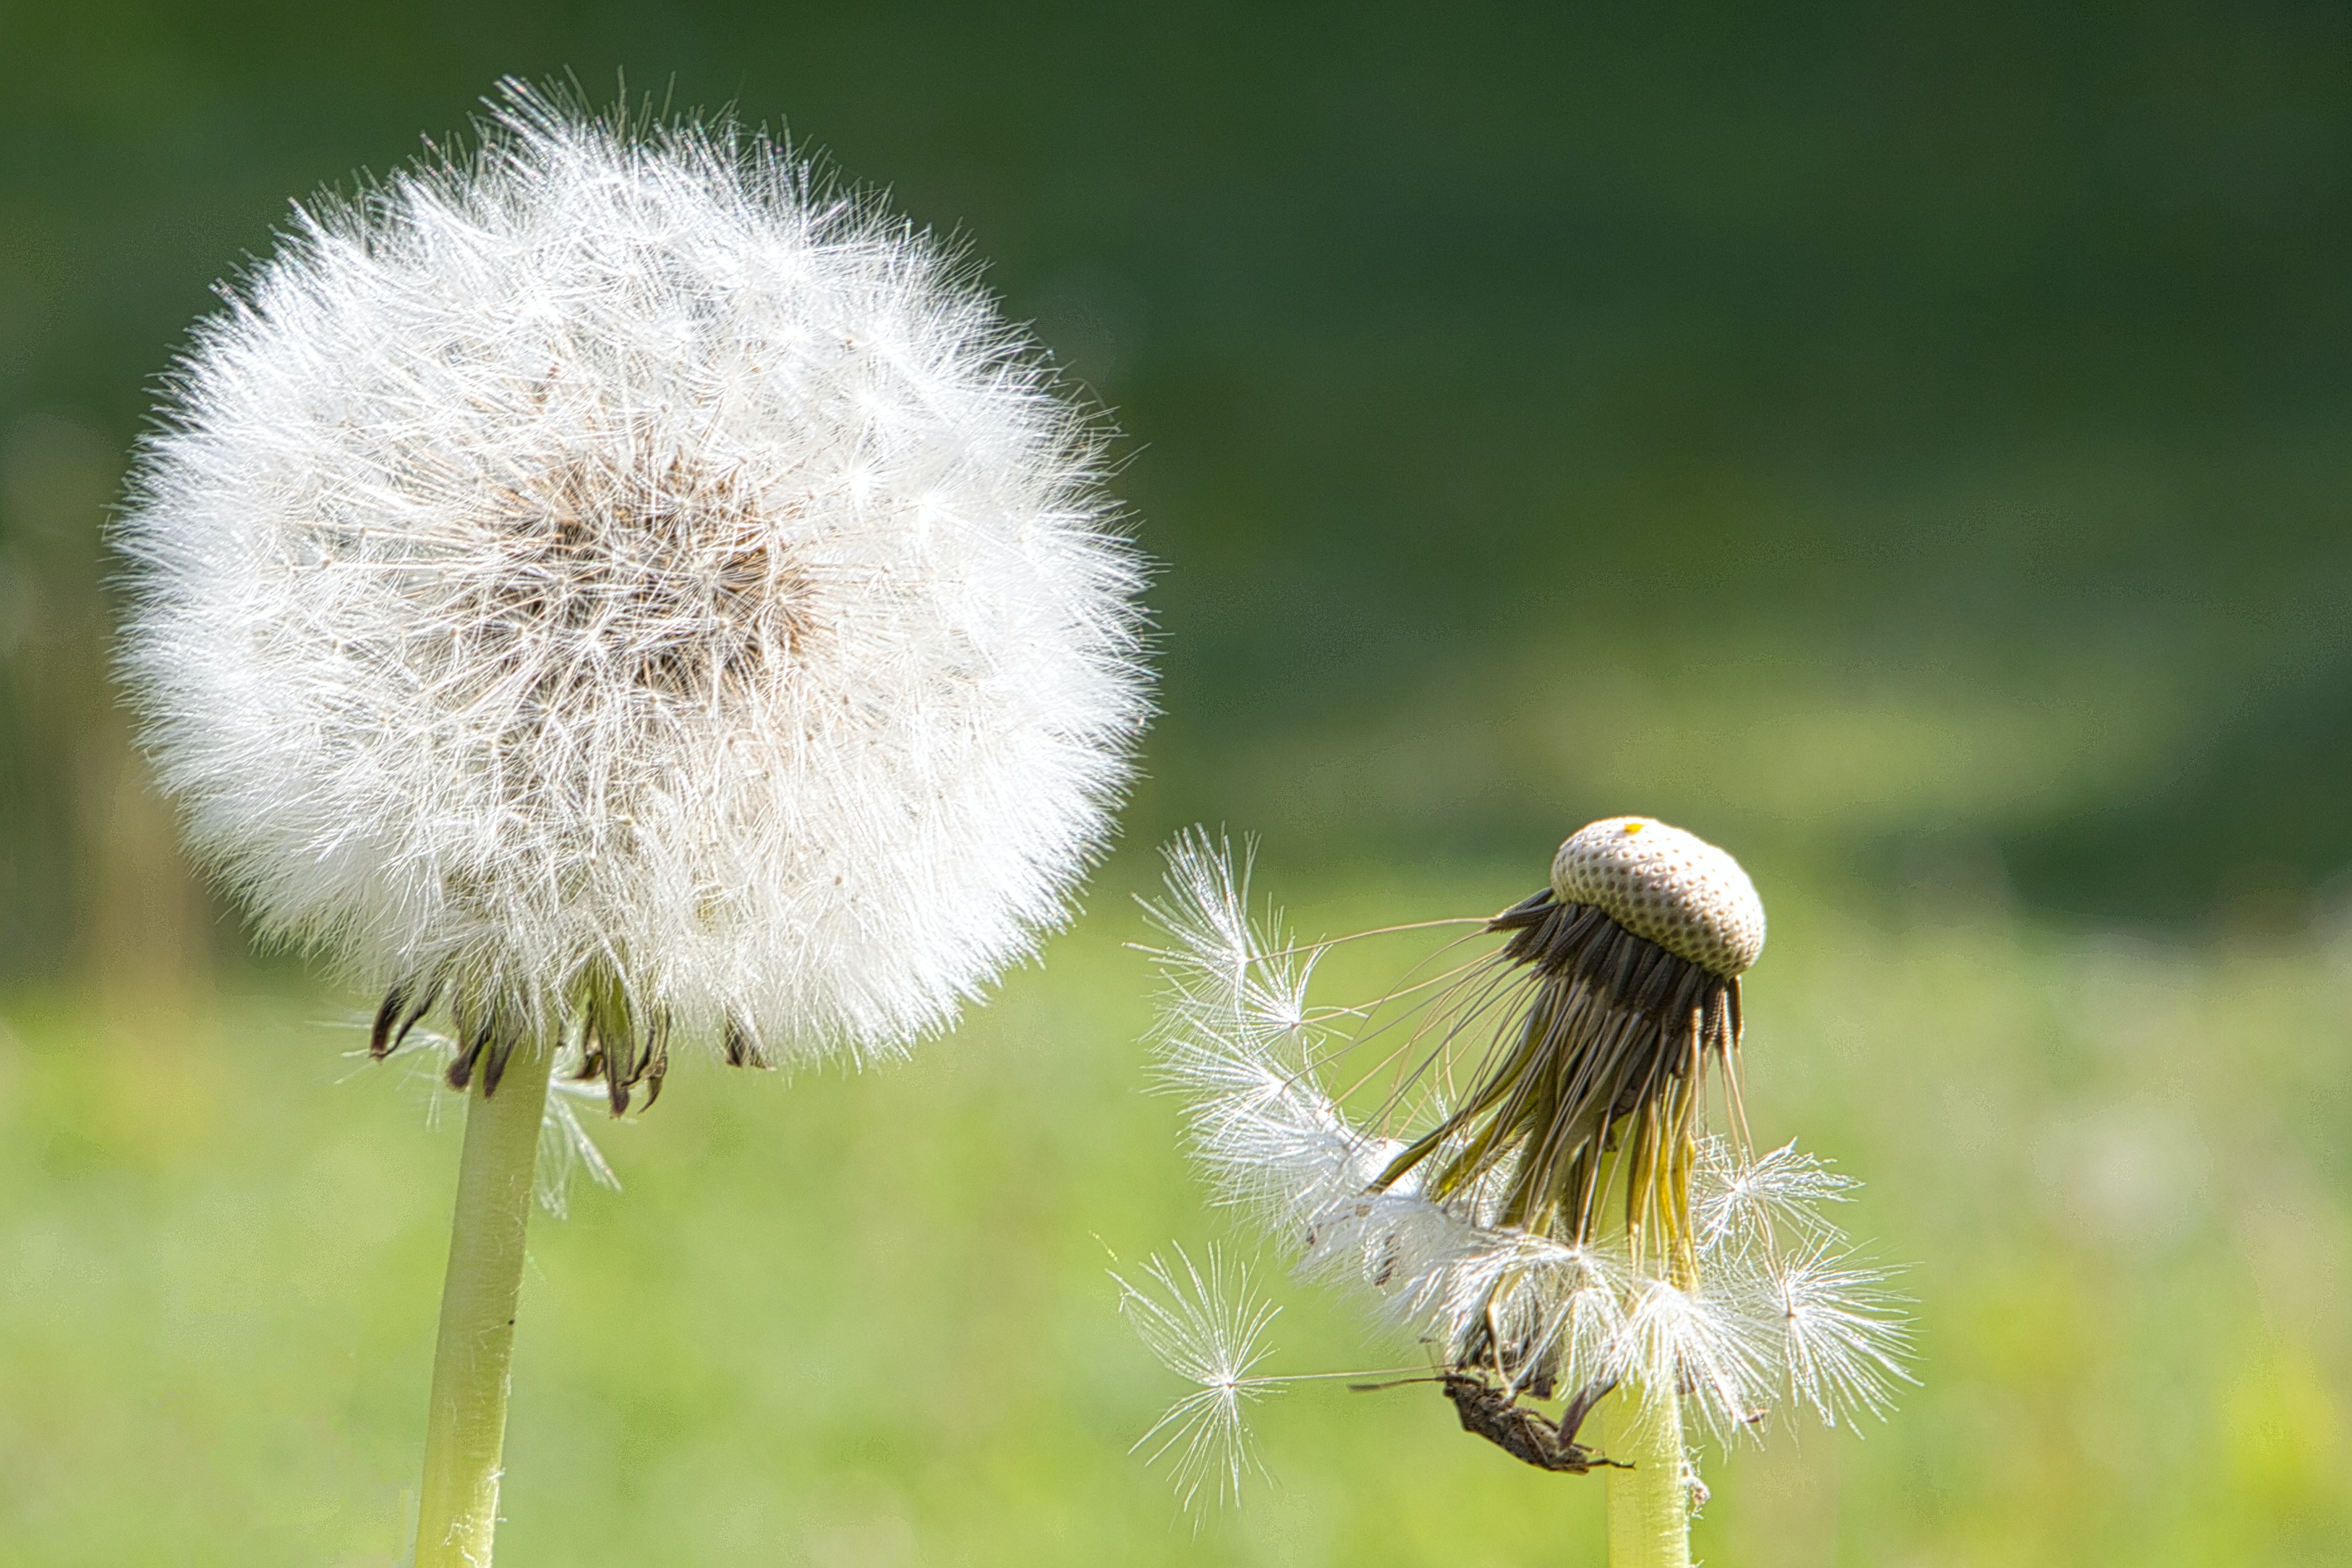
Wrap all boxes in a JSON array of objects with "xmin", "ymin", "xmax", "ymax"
[{"xmin": 118, "ymin": 82, "xmax": 1149, "ymax": 1103}]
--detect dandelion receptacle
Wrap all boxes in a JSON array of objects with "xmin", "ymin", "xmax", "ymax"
[
  {"xmin": 1129, "ymin": 818, "xmax": 1910, "ymax": 1564},
  {"xmin": 115, "ymin": 82, "xmax": 1146, "ymax": 1565}
]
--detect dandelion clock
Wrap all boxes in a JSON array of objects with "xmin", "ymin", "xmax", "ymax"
[
  {"xmin": 117, "ymin": 82, "xmax": 1146, "ymax": 1565},
  {"xmin": 1123, "ymin": 821, "xmax": 1909, "ymax": 1565}
]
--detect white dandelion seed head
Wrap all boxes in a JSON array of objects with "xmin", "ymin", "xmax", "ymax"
[
  {"xmin": 116, "ymin": 81, "xmax": 1149, "ymax": 1063},
  {"xmin": 1550, "ymin": 817, "xmax": 1765, "ymax": 978}
]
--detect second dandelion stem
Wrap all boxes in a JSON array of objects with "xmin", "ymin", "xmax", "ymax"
[
  {"xmin": 414, "ymin": 1044, "xmax": 553, "ymax": 1568},
  {"xmin": 1603, "ymin": 1387, "xmax": 1692, "ymax": 1568}
]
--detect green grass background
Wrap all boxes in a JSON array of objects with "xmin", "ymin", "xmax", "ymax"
[{"xmin": 4, "ymin": 849, "xmax": 2349, "ymax": 1564}]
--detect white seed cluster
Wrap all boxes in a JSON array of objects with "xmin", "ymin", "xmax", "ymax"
[
  {"xmin": 1549, "ymin": 818, "xmax": 1765, "ymax": 977},
  {"xmin": 117, "ymin": 83, "xmax": 1149, "ymax": 1062}
]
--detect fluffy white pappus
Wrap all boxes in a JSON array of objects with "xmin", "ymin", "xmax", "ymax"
[
  {"xmin": 117, "ymin": 81, "xmax": 1149, "ymax": 1068},
  {"xmin": 1425, "ymin": 1233, "xmax": 1627, "ymax": 1396},
  {"xmin": 1760, "ymin": 1243, "xmax": 1916, "ymax": 1427},
  {"xmin": 1695, "ymin": 1137, "xmax": 1857, "ymax": 1254},
  {"xmin": 1113, "ymin": 1246, "xmax": 1285, "ymax": 1515},
  {"xmin": 1142, "ymin": 830, "xmax": 1383, "ymax": 1229},
  {"xmin": 1613, "ymin": 1278, "xmax": 1772, "ymax": 1439},
  {"xmin": 1140, "ymin": 832, "xmax": 1913, "ymax": 1446}
]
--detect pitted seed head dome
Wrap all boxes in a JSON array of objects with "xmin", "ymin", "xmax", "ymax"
[{"xmin": 1549, "ymin": 818, "xmax": 1765, "ymax": 978}]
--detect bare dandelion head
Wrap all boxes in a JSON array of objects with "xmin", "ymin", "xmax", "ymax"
[
  {"xmin": 117, "ymin": 81, "xmax": 1149, "ymax": 1102},
  {"xmin": 1371, "ymin": 816, "xmax": 1762, "ymax": 1329},
  {"xmin": 1550, "ymin": 817, "xmax": 1766, "ymax": 978},
  {"xmin": 1132, "ymin": 823, "xmax": 1912, "ymax": 1496}
]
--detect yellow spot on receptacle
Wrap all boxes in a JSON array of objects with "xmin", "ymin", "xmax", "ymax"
[{"xmin": 1622, "ymin": 821, "xmax": 1644, "ymax": 835}]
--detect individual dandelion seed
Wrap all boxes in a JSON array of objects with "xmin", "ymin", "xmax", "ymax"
[
  {"xmin": 1757, "ymin": 1242, "xmax": 1915, "ymax": 1427},
  {"xmin": 1114, "ymin": 1247, "xmax": 1287, "ymax": 1515},
  {"xmin": 1693, "ymin": 1136, "xmax": 1857, "ymax": 1253},
  {"xmin": 1114, "ymin": 1242, "xmax": 1438, "ymax": 1516},
  {"xmin": 1135, "ymin": 824, "xmax": 1910, "ymax": 1564},
  {"xmin": 116, "ymin": 80, "xmax": 1147, "ymax": 1568}
]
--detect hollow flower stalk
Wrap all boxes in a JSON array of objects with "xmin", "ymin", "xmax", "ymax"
[
  {"xmin": 1131, "ymin": 822, "xmax": 1909, "ymax": 1559},
  {"xmin": 118, "ymin": 83, "xmax": 1146, "ymax": 1564}
]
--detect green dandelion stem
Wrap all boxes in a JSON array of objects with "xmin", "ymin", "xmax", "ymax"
[
  {"xmin": 1604, "ymin": 1387, "xmax": 1692, "ymax": 1568},
  {"xmin": 413, "ymin": 1042, "xmax": 555, "ymax": 1568}
]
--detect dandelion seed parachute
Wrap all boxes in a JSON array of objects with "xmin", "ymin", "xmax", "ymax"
[
  {"xmin": 1112, "ymin": 1247, "xmax": 1285, "ymax": 1514},
  {"xmin": 117, "ymin": 81, "xmax": 1149, "ymax": 1097}
]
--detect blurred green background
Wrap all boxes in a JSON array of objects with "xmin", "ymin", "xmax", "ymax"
[{"xmin": 4, "ymin": 2, "xmax": 2351, "ymax": 1563}]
